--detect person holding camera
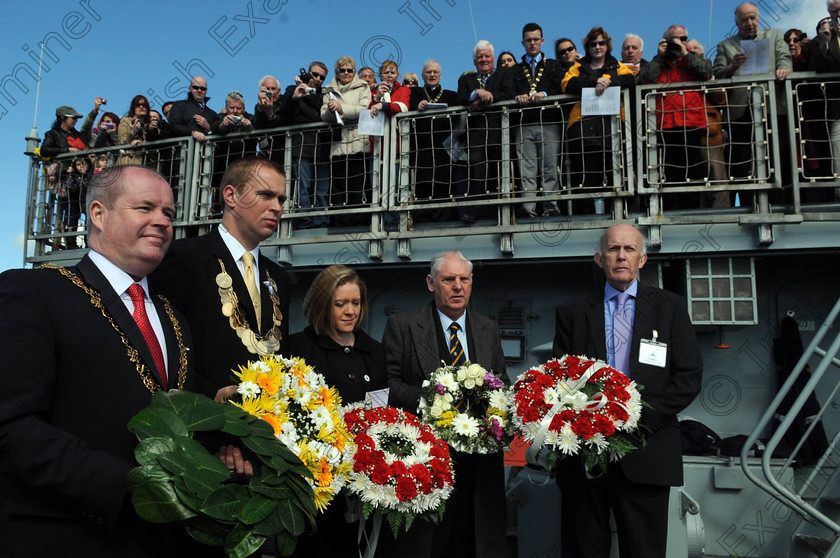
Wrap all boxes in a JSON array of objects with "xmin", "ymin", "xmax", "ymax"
[
  {"xmin": 640, "ymin": 25, "xmax": 712, "ymax": 208},
  {"xmin": 92, "ymin": 111, "xmax": 121, "ymax": 149},
  {"xmin": 212, "ymin": 91, "xmax": 255, "ymax": 135},
  {"xmin": 276, "ymin": 62, "xmax": 332, "ymax": 228},
  {"xmin": 117, "ymin": 95, "xmax": 153, "ymax": 166},
  {"xmin": 253, "ymin": 75, "xmax": 284, "ymax": 129}
]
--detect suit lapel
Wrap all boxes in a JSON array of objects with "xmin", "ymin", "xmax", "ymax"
[
  {"xmin": 257, "ymin": 254, "xmax": 276, "ymax": 333},
  {"xmin": 410, "ymin": 303, "xmax": 445, "ymax": 378},
  {"xmin": 209, "ymin": 228, "xmax": 261, "ymax": 332},
  {"xmin": 586, "ymin": 291, "xmax": 607, "ymax": 360},
  {"xmin": 76, "ymin": 255, "xmax": 168, "ymax": 389},
  {"xmin": 467, "ymin": 310, "xmax": 488, "ymax": 367}
]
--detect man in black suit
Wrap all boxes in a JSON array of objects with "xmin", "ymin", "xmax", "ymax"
[
  {"xmin": 150, "ymin": 157, "xmax": 290, "ymax": 401},
  {"xmin": 383, "ymin": 250, "xmax": 507, "ymax": 558},
  {"xmin": 0, "ymin": 165, "xmax": 193, "ymax": 557},
  {"xmin": 456, "ymin": 40, "xmax": 515, "ymax": 223},
  {"xmin": 553, "ymin": 224, "xmax": 703, "ymax": 558},
  {"xmin": 513, "ymin": 22, "xmax": 563, "ymax": 217}
]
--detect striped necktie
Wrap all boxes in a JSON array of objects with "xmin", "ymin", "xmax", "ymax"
[{"xmin": 449, "ymin": 322, "xmax": 465, "ymax": 366}]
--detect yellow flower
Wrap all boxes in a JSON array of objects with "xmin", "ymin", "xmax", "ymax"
[{"xmin": 256, "ymin": 374, "xmax": 280, "ymax": 396}]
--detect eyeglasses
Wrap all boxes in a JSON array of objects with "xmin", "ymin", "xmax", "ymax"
[
  {"xmin": 404, "ymin": 79, "xmax": 418, "ymax": 85},
  {"xmin": 785, "ymin": 36, "xmax": 801, "ymax": 43},
  {"xmin": 557, "ymin": 46, "xmax": 576, "ymax": 55},
  {"xmin": 671, "ymin": 35, "xmax": 688, "ymax": 42},
  {"xmin": 589, "ymin": 40, "xmax": 607, "ymax": 47},
  {"xmin": 191, "ymin": 85, "xmax": 207, "ymax": 91},
  {"xmin": 136, "ymin": 103, "xmax": 149, "ymax": 108},
  {"xmin": 338, "ymin": 68, "xmax": 355, "ymax": 74},
  {"xmin": 310, "ymin": 71, "xmax": 326, "ymax": 80}
]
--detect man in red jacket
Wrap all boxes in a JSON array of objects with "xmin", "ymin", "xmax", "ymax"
[{"xmin": 640, "ymin": 25, "xmax": 712, "ymax": 208}]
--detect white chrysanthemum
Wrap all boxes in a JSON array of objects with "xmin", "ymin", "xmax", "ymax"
[
  {"xmin": 585, "ymin": 432, "xmax": 609, "ymax": 453},
  {"xmin": 251, "ymin": 360, "xmax": 272, "ymax": 374},
  {"xmin": 557, "ymin": 423, "xmax": 581, "ymax": 455},
  {"xmin": 292, "ymin": 388, "xmax": 311, "ymax": 406},
  {"xmin": 489, "ymin": 391, "xmax": 509, "ymax": 410},
  {"xmin": 452, "ymin": 414, "xmax": 480, "ymax": 437},
  {"xmin": 311, "ymin": 406, "xmax": 333, "ymax": 430},
  {"xmin": 543, "ymin": 428, "xmax": 562, "ymax": 448},
  {"xmin": 237, "ymin": 381, "xmax": 260, "ymax": 398},
  {"xmin": 543, "ymin": 387, "xmax": 560, "ymax": 405}
]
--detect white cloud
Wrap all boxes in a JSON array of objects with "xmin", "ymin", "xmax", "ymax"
[{"xmin": 774, "ymin": 0, "xmax": 828, "ymax": 35}]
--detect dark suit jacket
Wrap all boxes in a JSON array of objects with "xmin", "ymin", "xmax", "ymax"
[
  {"xmin": 553, "ymin": 283, "xmax": 702, "ymax": 486},
  {"xmin": 0, "ymin": 255, "xmax": 194, "ymax": 557},
  {"xmin": 149, "ymin": 227, "xmax": 291, "ymax": 397},
  {"xmin": 383, "ymin": 301, "xmax": 507, "ymax": 413},
  {"xmin": 382, "ymin": 301, "xmax": 507, "ymax": 558},
  {"xmin": 511, "ymin": 56, "xmax": 564, "ymax": 125}
]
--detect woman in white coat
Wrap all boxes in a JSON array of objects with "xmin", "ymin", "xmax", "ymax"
[{"xmin": 321, "ymin": 56, "xmax": 372, "ymax": 226}]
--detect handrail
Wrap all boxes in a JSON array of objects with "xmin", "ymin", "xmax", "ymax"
[{"xmin": 739, "ymin": 297, "xmax": 840, "ymax": 533}]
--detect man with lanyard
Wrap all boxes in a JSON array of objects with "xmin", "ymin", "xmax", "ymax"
[
  {"xmin": 553, "ymin": 224, "xmax": 703, "ymax": 558},
  {"xmin": 512, "ymin": 22, "xmax": 564, "ymax": 217}
]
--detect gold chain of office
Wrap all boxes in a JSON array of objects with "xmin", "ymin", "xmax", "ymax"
[
  {"xmin": 215, "ymin": 259, "xmax": 283, "ymax": 356},
  {"xmin": 39, "ymin": 264, "xmax": 188, "ymax": 394}
]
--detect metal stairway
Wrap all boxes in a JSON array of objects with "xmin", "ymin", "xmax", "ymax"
[{"xmin": 740, "ymin": 297, "xmax": 840, "ymax": 557}]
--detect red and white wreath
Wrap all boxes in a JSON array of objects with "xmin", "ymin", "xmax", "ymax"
[
  {"xmin": 511, "ymin": 355, "xmax": 644, "ymax": 472},
  {"xmin": 343, "ymin": 405, "xmax": 455, "ymax": 535}
]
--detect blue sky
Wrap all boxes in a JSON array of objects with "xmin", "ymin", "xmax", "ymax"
[{"xmin": 0, "ymin": 0, "xmax": 821, "ymax": 272}]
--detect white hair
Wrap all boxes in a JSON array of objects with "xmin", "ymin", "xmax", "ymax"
[
  {"xmin": 423, "ymin": 59, "xmax": 441, "ymax": 73},
  {"xmin": 473, "ymin": 40, "xmax": 495, "ymax": 60},
  {"xmin": 258, "ymin": 75, "xmax": 278, "ymax": 88},
  {"xmin": 623, "ymin": 33, "xmax": 644, "ymax": 52},
  {"xmin": 663, "ymin": 25, "xmax": 689, "ymax": 39}
]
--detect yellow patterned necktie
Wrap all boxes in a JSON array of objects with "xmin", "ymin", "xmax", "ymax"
[{"xmin": 242, "ymin": 252, "xmax": 261, "ymax": 332}]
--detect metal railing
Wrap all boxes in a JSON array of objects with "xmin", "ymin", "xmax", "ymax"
[{"xmin": 22, "ymin": 72, "xmax": 840, "ymax": 264}]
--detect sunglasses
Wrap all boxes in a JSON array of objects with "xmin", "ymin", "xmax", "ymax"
[
  {"xmin": 786, "ymin": 36, "xmax": 801, "ymax": 43},
  {"xmin": 557, "ymin": 46, "xmax": 576, "ymax": 55},
  {"xmin": 338, "ymin": 68, "xmax": 355, "ymax": 74},
  {"xmin": 404, "ymin": 79, "xmax": 418, "ymax": 85},
  {"xmin": 136, "ymin": 103, "xmax": 149, "ymax": 108},
  {"xmin": 671, "ymin": 35, "xmax": 688, "ymax": 42},
  {"xmin": 310, "ymin": 71, "xmax": 326, "ymax": 80},
  {"xmin": 191, "ymin": 85, "xmax": 207, "ymax": 91},
  {"xmin": 589, "ymin": 40, "xmax": 607, "ymax": 47}
]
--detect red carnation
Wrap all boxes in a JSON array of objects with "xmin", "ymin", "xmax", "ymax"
[
  {"xmin": 572, "ymin": 417, "xmax": 595, "ymax": 439},
  {"xmin": 371, "ymin": 462, "xmax": 391, "ymax": 485},
  {"xmin": 410, "ymin": 464, "xmax": 434, "ymax": 494},
  {"xmin": 395, "ymin": 475, "xmax": 418, "ymax": 502}
]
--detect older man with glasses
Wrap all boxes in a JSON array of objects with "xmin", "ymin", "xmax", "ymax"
[{"xmin": 168, "ymin": 75, "xmax": 217, "ymax": 143}]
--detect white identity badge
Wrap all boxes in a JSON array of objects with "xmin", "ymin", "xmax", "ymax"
[{"xmin": 638, "ymin": 329, "xmax": 667, "ymax": 368}]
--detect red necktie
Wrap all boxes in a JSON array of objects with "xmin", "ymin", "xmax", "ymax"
[{"xmin": 128, "ymin": 283, "xmax": 168, "ymax": 390}]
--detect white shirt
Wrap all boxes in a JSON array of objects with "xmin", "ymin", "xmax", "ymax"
[
  {"xmin": 218, "ymin": 224, "xmax": 261, "ymax": 296},
  {"xmin": 88, "ymin": 250, "xmax": 168, "ymax": 372}
]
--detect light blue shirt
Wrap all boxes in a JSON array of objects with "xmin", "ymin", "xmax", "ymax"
[
  {"xmin": 603, "ymin": 280, "xmax": 638, "ymax": 369},
  {"xmin": 437, "ymin": 309, "xmax": 469, "ymax": 363}
]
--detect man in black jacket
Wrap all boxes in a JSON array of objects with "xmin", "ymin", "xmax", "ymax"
[
  {"xmin": 513, "ymin": 22, "xmax": 564, "ymax": 217},
  {"xmin": 168, "ymin": 75, "xmax": 217, "ymax": 143},
  {"xmin": 276, "ymin": 62, "xmax": 331, "ymax": 228}
]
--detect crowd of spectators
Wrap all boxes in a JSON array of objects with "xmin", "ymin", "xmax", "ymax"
[{"xmin": 35, "ymin": 2, "xmax": 840, "ymax": 240}]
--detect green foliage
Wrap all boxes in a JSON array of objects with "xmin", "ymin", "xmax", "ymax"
[{"xmin": 127, "ymin": 390, "xmax": 316, "ymax": 557}]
